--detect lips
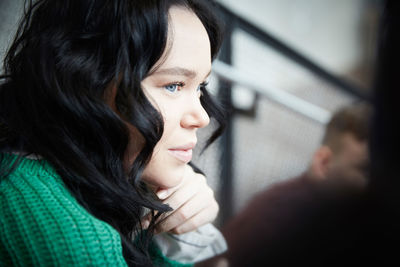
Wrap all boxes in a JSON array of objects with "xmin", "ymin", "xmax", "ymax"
[{"xmin": 168, "ymin": 142, "xmax": 196, "ymax": 163}]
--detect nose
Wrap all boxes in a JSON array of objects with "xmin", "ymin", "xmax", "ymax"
[{"xmin": 181, "ymin": 96, "xmax": 210, "ymax": 129}]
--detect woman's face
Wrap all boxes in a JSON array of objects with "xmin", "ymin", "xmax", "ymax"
[{"xmin": 139, "ymin": 6, "xmax": 211, "ymax": 190}]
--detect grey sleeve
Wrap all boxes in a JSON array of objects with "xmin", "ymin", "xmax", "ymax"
[{"xmin": 153, "ymin": 223, "xmax": 228, "ymax": 264}]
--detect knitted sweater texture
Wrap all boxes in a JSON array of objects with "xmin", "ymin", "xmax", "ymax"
[{"xmin": 0, "ymin": 154, "xmax": 191, "ymax": 267}]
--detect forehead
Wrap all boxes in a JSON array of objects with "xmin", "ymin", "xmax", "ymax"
[{"xmin": 151, "ymin": 6, "xmax": 211, "ymax": 76}]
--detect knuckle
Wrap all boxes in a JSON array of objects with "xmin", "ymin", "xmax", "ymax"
[
  {"xmin": 212, "ymin": 199, "xmax": 219, "ymax": 209},
  {"xmin": 202, "ymin": 187, "xmax": 215, "ymax": 204},
  {"xmin": 206, "ymin": 186, "xmax": 214, "ymax": 196},
  {"xmin": 155, "ymin": 223, "xmax": 165, "ymax": 234},
  {"xmin": 200, "ymin": 174, "xmax": 207, "ymax": 183},
  {"xmin": 210, "ymin": 203, "xmax": 219, "ymax": 221},
  {"xmin": 174, "ymin": 220, "xmax": 196, "ymax": 235},
  {"xmin": 172, "ymin": 226, "xmax": 184, "ymax": 235},
  {"xmin": 214, "ymin": 201, "xmax": 220, "ymax": 213},
  {"xmin": 177, "ymin": 208, "xmax": 191, "ymax": 222},
  {"xmin": 196, "ymin": 173, "xmax": 207, "ymax": 184}
]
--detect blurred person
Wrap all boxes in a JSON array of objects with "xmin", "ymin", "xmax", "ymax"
[
  {"xmin": 215, "ymin": 102, "xmax": 372, "ymax": 267},
  {"xmin": 197, "ymin": 0, "xmax": 399, "ymax": 266},
  {"xmin": 307, "ymin": 102, "xmax": 371, "ymax": 189},
  {"xmin": 0, "ymin": 0, "xmax": 227, "ymax": 266}
]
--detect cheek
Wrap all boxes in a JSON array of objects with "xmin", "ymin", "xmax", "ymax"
[
  {"xmin": 140, "ymin": 110, "xmax": 186, "ymax": 189},
  {"xmin": 141, "ymin": 150, "xmax": 186, "ymax": 189},
  {"xmin": 159, "ymin": 98, "xmax": 182, "ymax": 126},
  {"xmin": 139, "ymin": 92, "xmax": 187, "ymax": 188}
]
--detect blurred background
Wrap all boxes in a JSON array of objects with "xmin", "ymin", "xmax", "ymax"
[
  {"xmin": 193, "ymin": 0, "xmax": 382, "ymax": 226},
  {"xmin": 0, "ymin": 0, "xmax": 383, "ymax": 226}
]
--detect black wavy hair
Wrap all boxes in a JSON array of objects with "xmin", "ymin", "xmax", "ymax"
[{"xmin": 0, "ymin": 0, "xmax": 225, "ymax": 266}]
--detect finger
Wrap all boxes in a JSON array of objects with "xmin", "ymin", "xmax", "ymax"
[
  {"xmin": 140, "ymin": 212, "xmax": 152, "ymax": 230},
  {"xmin": 156, "ymin": 188, "xmax": 171, "ymax": 200},
  {"xmin": 143, "ymin": 176, "xmax": 201, "ymax": 228},
  {"xmin": 140, "ymin": 218, "xmax": 150, "ymax": 230},
  {"xmin": 140, "ymin": 210, "xmax": 158, "ymax": 230},
  {"xmin": 162, "ymin": 181, "xmax": 199, "ymax": 208},
  {"xmin": 152, "ymin": 187, "xmax": 196, "ymax": 225},
  {"xmin": 170, "ymin": 200, "xmax": 219, "ymax": 235},
  {"xmin": 158, "ymin": 172, "xmax": 206, "ymax": 213},
  {"xmin": 155, "ymin": 187, "xmax": 214, "ymax": 233}
]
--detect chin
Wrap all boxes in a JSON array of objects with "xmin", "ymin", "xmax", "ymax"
[{"xmin": 142, "ymin": 164, "xmax": 186, "ymax": 189}]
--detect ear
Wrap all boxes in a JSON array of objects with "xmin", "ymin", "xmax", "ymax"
[{"xmin": 310, "ymin": 145, "xmax": 333, "ymax": 180}]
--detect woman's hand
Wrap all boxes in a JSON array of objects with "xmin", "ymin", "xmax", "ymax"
[{"xmin": 143, "ymin": 164, "xmax": 219, "ymax": 234}]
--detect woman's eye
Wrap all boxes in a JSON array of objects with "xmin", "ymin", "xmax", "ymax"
[
  {"xmin": 199, "ymin": 81, "xmax": 209, "ymax": 90},
  {"xmin": 197, "ymin": 81, "xmax": 209, "ymax": 95},
  {"xmin": 164, "ymin": 83, "xmax": 183, "ymax": 93}
]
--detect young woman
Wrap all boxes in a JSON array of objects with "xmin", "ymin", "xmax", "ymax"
[{"xmin": 0, "ymin": 0, "xmax": 226, "ymax": 266}]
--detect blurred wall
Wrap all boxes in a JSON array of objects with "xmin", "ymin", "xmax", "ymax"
[
  {"xmin": 206, "ymin": 0, "xmax": 380, "ymax": 216},
  {"xmin": 217, "ymin": 0, "xmax": 379, "ymax": 89}
]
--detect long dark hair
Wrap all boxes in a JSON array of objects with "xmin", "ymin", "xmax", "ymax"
[{"xmin": 0, "ymin": 0, "xmax": 225, "ymax": 266}]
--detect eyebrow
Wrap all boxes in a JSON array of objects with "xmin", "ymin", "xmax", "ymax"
[{"xmin": 153, "ymin": 67, "xmax": 211, "ymax": 79}]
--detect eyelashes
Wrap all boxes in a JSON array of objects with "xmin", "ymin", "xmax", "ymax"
[
  {"xmin": 198, "ymin": 81, "xmax": 208, "ymax": 91},
  {"xmin": 163, "ymin": 81, "xmax": 209, "ymax": 95},
  {"xmin": 164, "ymin": 82, "xmax": 185, "ymax": 93}
]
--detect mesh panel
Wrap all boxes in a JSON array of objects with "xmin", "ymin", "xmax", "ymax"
[{"xmin": 192, "ymin": 28, "xmax": 359, "ymax": 225}]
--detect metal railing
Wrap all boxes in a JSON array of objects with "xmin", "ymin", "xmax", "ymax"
[{"xmin": 213, "ymin": 2, "xmax": 369, "ymax": 223}]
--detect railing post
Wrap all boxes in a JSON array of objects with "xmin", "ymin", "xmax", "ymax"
[{"xmin": 217, "ymin": 16, "xmax": 235, "ymax": 225}]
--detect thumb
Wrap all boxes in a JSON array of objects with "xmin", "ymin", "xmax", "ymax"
[{"xmin": 156, "ymin": 188, "xmax": 173, "ymax": 200}]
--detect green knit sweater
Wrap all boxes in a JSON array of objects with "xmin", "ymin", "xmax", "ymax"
[{"xmin": 0, "ymin": 154, "xmax": 192, "ymax": 267}]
